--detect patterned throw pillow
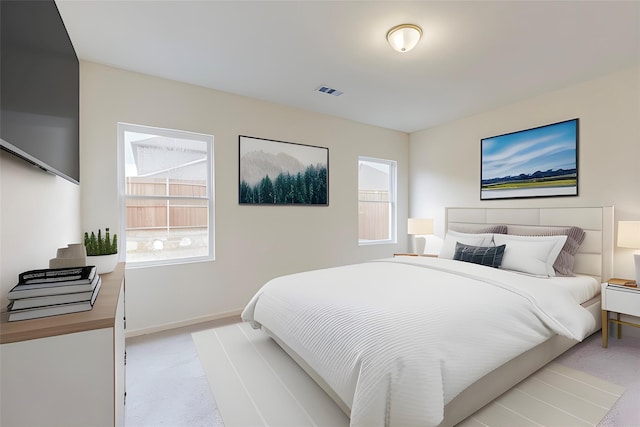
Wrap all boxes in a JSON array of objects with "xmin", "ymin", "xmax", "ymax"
[{"xmin": 454, "ymin": 242, "xmax": 506, "ymax": 268}]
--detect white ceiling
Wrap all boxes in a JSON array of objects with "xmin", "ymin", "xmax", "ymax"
[{"xmin": 56, "ymin": 1, "xmax": 640, "ymax": 133}]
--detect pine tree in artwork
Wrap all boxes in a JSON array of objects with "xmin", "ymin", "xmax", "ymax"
[{"xmin": 240, "ymin": 164, "xmax": 327, "ymax": 205}]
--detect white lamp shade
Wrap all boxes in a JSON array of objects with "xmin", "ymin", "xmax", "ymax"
[
  {"xmin": 387, "ymin": 24, "xmax": 422, "ymax": 53},
  {"xmin": 408, "ymin": 218, "xmax": 433, "ymax": 235},
  {"xmin": 617, "ymin": 221, "xmax": 640, "ymax": 248}
]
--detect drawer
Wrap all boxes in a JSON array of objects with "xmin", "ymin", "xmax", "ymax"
[{"xmin": 604, "ymin": 287, "xmax": 640, "ymax": 316}]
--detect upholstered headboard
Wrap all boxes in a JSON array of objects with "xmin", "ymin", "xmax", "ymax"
[{"xmin": 445, "ymin": 207, "xmax": 614, "ymax": 283}]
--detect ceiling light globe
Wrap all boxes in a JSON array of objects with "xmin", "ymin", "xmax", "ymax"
[{"xmin": 387, "ymin": 24, "xmax": 422, "ymax": 53}]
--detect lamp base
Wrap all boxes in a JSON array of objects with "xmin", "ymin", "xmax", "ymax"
[{"xmin": 411, "ymin": 236, "xmax": 426, "ymax": 255}]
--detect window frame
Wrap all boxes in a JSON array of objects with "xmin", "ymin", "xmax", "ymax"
[
  {"xmin": 117, "ymin": 122, "xmax": 215, "ymax": 267},
  {"xmin": 358, "ymin": 156, "xmax": 397, "ymax": 246}
]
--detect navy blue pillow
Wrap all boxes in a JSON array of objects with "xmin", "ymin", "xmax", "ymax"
[{"xmin": 454, "ymin": 242, "xmax": 506, "ymax": 268}]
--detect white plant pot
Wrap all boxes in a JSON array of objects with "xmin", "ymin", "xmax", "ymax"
[{"xmin": 87, "ymin": 254, "xmax": 119, "ymax": 274}]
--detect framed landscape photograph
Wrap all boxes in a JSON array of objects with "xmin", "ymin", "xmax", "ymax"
[
  {"xmin": 239, "ymin": 135, "xmax": 329, "ymax": 205},
  {"xmin": 481, "ymin": 118, "xmax": 579, "ymax": 200}
]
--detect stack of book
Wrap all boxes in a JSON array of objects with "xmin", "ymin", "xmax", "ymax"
[
  {"xmin": 6, "ymin": 266, "xmax": 101, "ymax": 321},
  {"xmin": 608, "ymin": 277, "xmax": 638, "ymax": 288}
]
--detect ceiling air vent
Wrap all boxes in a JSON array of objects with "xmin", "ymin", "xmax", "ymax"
[{"xmin": 315, "ymin": 85, "xmax": 343, "ymax": 97}]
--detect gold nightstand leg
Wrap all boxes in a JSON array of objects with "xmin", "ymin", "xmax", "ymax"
[
  {"xmin": 602, "ymin": 310, "xmax": 609, "ymax": 348},
  {"xmin": 616, "ymin": 313, "xmax": 622, "ymax": 339}
]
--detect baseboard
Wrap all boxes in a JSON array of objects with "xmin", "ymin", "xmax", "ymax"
[{"xmin": 125, "ymin": 309, "xmax": 243, "ymax": 338}]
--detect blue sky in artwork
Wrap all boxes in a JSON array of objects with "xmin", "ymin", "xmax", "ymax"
[{"xmin": 482, "ymin": 120, "xmax": 577, "ymax": 180}]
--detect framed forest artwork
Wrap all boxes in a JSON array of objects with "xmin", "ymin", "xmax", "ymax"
[{"xmin": 239, "ymin": 135, "xmax": 329, "ymax": 205}]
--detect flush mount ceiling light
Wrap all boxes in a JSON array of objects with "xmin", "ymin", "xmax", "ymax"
[{"xmin": 386, "ymin": 23, "xmax": 422, "ymax": 53}]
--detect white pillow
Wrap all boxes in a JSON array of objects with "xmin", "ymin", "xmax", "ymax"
[
  {"xmin": 439, "ymin": 230, "xmax": 494, "ymax": 259},
  {"xmin": 493, "ymin": 234, "xmax": 568, "ymax": 277}
]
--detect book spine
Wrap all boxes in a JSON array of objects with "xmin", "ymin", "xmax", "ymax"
[
  {"xmin": 8, "ymin": 274, "xmax": 100, "ymax": 300},
  {"xmin": 20, "ymin": 266, "xmax": 95, "ymax": 284}
]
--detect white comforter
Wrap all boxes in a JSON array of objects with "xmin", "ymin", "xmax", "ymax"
[{"xmin": 241, "ymin": 257, "xmax": 596, "ymax": 427}]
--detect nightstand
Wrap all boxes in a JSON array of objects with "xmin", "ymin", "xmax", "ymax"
[{"xmin": 601, "ymin": 279, "xmax": 640, "ymax": 348}]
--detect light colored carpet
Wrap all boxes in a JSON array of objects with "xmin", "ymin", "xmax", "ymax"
[{"xmin": 193, "ymin": 322, "xmax": 624, "ymax": 427}]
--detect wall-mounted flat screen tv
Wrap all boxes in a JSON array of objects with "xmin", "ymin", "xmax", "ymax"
[
  {"xmin": 481, "ymin": 118, "xmax": 578, "ymax": 200},
  {"xmin": 1, "ymin": 0, "xmax": 80, "ymax": 184}
]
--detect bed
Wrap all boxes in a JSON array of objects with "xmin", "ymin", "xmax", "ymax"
[{"xmin": 241, "ymin": 206, "xmax": 614, "ymax": 427}]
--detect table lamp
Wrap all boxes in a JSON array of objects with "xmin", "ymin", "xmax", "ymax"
[
  {"xmin": 408, "ymin": 218, "xmax": 434, "ymax": 254},
  {"xmin": 617, "ymin": 220, "xmax": 640, "ymax": 284}
]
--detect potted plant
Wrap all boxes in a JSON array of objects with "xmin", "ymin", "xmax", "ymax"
[{"xmin": 84, "ymin": 228, "xmax": 119, "ymax": 274}]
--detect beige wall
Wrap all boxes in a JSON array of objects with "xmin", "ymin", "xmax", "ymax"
[
  {"xmin": 0, "ymin": 151, "xmax": 81, "ymax": 304},
  {"xmin": 409, "ymin": 66, "xmax": 640, "ymax": 279},
  {"xmin": 80, "ymin": 62, "xmax": 409, "ymax": 334},
  {"xmin": 2, "ymin": 63, "xmax": 637, "ymax": 333}
]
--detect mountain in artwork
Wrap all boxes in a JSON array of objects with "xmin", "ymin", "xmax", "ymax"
[{"xmin": 241, "ymin": 150, "xmax": 306, "ymax": 186}]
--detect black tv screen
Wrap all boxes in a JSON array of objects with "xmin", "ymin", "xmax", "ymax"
[{"xmin": 1, "ymin": 0, "xmax": 80, "ymax": 184}]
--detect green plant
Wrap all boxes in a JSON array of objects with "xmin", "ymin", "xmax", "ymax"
[{"xmin": 84, "ymin": 228, "xmax": 118, "ymax": 256}]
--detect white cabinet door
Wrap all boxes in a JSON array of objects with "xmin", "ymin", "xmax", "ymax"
[{"xmin": 0, "ymin": 328, "xmax": 115, "ymax": 427}]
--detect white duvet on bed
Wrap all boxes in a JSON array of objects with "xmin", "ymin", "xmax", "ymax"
[{"xmin": 241, "ymin": 257, "xmax": 597, "ymax": 427}]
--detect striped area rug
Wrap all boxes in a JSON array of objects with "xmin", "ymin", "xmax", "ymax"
[
  {"xmin": 457, "ymin": 363, "xmax": 624, "ymax": 427},
  {"xmin": 193, "ymin": 322, "xmax": 624, "ymax": 427}
]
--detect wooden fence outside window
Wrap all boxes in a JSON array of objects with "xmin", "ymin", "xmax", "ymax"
[
  {"xmin": 125, "ymin": 178, "xmax": 208, "ymax": 231},
  {"xmin": 358, "ymin": 190, "xmax": 390, "ymax": 241}
]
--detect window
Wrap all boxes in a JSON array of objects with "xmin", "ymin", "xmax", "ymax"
[
  {"xmin": 358, "ymin": 157, "xmax": 397, "ymax": 245},
  {"xmin": 118, "ymin": 123, "xmax": 214, "ymax": 266}
]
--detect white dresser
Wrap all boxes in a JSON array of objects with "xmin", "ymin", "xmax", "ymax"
[{"xmin": 0, "ymin": 263, "xmax": 126, "ymax": 427}]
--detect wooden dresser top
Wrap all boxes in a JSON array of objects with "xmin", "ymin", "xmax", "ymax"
[{"xmin": 0, "ymin": 263, "xmax": 125, "ymax": 344}]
